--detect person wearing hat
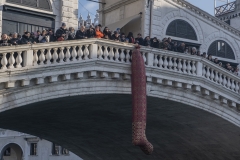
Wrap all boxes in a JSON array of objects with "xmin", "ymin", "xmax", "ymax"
[
  {"xmin": 56, "ymin": 22, "xmax": 67, "ymax": 41},
  {"xmin": 21, "ymin": 31, "xmax": 36, "ymax": 44},
  {"xmin": 111, "ymin": 31, "xmax": 120, "ymax": 41}
]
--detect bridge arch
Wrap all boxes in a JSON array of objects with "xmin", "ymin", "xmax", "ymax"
[
  {"xmin": 166, "ymin": 19, "xmax": 197, "ymax": 41},
  {"xmin": 0, "ymin": 68, "xmax": 239, "ymax": 127},
  {"xmin": 201, "ymin": 31, "xmax": 239, "ymax": 62},
  {"xmin": 160, "ymin": 11, "xmax": 204, "ymax": 44},
  {"xmin": 0, "ymin": 143, "xmax": 23, "ymax": 160}
]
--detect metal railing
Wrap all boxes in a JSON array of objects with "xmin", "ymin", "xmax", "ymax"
[{"xmin": 215, "ymin": 1, "xmax": 236, "ymax": 16}]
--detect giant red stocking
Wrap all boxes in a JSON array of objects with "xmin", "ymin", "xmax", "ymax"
[{"xmin": 131, "ymin": 47, "xmax": 153, "ymax": 155}]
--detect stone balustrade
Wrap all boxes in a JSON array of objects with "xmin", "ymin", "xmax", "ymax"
[
  {"xmin": 0, "ymin": 38, "xmax": 239, "ymax": 94},
  {"xmin": 0, "ymin": 38, "xmax": 239, "ymax": 126}
]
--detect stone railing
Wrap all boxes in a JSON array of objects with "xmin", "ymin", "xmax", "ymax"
[
  {"xmin": 0, "ymin": 39, "xmax": 240, "ymax": 91},
  {"xmin": 0, "ymin": 38, "xmax": 239, "ymax": 105}
]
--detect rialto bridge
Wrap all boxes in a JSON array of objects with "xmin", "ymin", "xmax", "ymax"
[{"xmin": 0, "ymin": 39, "xmax": 239, "ymax": 159}]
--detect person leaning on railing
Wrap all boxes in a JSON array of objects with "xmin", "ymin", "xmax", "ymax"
[
  {"xmin": 56, "ymin": 23, "xmax": 68, "ymax": 41},
  {"xmin": 10, "ymin": 33, "xmax": 21, "ymax": 45},
  {"xmin": 68, "ymin": 27, "xmax": 76, "ymax": 40},
  {"xmin": 95, "ymin": 26, "xmax": 104, "ymax": 38},
  {"xmin": 102, "ymin": 27, "xmax": 112, "ymax": 40},
  {"xmin": 0, "ymin": 34, "xmax": 12, "ymax": 46},
  {"xmin": 86, "ymin": 25, "xmax": 95, "ymax": 38},
  {"xmin": 76, "ymin": 25, "xmax": 87, "ymax": 39},
  {"xmin": 21, "ymin": 32, "xmax": 36, "ymax": 45},
  {"xmin": 38, "ymin": 30, "xmax": 50, "ymax": 43}
]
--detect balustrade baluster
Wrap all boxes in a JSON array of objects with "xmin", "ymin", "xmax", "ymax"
[
  {"xmin": 177, "ymin": 58, "xmax": 182, "ymax": 72},
  {"xmin": 84, "ymin": 45, "xmax": 89, "ymax": 60},
  {"xmin": 8, "ymin": 52, "xmax": 15, "ymax": 69},
  {"xmin": 78, "ymin": 45, "xmax": 83, "ymax": 60},
  {"xmin": 120, "ymin": 49, "xmax": 125, "ymax": 62},
  {"xmin": 206, "ymin": 66, "xmax": 210, "ymax": 79},
  {"xmin": 159, "ymin": 55, "xmax": 163, "ymax": 69},
  {"xmin": 142, "ymin": 52, "xmax": 146, "ymax": 64},
  {"xmin": 192, "ymin": 61, "xmax": 196, "ymax": 75},
  {"xmin": 187, "ymin": 60, "xmax": 191, "ymax": 74},
  {"xmin": 65, "ymin": 47, "xmax": 71, "ymax": 62},
  {"xmin": 59, "ymin": 47, "xmax": 65, "ymax": 63},
  {"xmin": 182, "ymin": 59, "xmax": 187, "ymax": 73},
  {"xmin": 214, "ymin": 71, "xmax": 219, "ymax": 83},
  {"xmin": 71, "ymin": 46, "xmax": 77, "ymax": 61},
  {"xmin": 39, "ymin": 49, "xmax": 45, "ymax": 65},
  {"xmin": 52, "ymin": 48, "xmax": 58, "ymax": 64},
  {"xmin": 46, "ymin": 48, "xmax": 52, "ymax": 65},
  {"xmin": 235, "ymin": 82, "xmax": 240, "ymax": 93},
  {"xmin": 115, "ymin": 48, "xmax": 120, "ymax": 61},
  {"xmin": 227, "ymin": 77, "xmax": 231, "ymax": 89},
  {"xmin": 210, "ymin": 68, "xmax": 215, "ymax": 81},
  {"xmin": 126, "ymin": 50, "xmax": 130, "ymax": 63},
  {"xmin": 168, "ymin": 57, "xmax": 173, "ymax": 70},
  {"xmin": 163, "ymin": 56, "xmax": 168, "ymax": 69},
  {"xmin": 202, "ymin": 64, "xmax": 206, "ymax": 77},
  {"xmin": 173, "ymin": 57, "xmax": 177, "ymax": 71},
  {"xmin": 109, "ymin": 47, "xmax": 114, "ymax": 60},
  {"xmin": 223, "ymin": 75, "xmax": 227, "ymax": 87},
  {"xmin": 103, "ymin": 46, "xmax": 108, "ymax": 60},
  {"xmin": 1, "ymin": 53, "xmax": 7, "ymax": 69},
  {"xmin": 16, "ymin": 51, "xmax": 22, "ymax": 68},
  {"xmin": 219, "ymin": 73, "xmax": 223, "ymax": 85},
  {"xmin": 231, "ymin": 80, "xmax": 236, "ymax": 91},
  {"xmin": 154, "ymin": 55, "xmax": 158, "ymax": 67},
  {"xmin": 33, "ymin": 50, "xmax": 38, "ymax": 66}
]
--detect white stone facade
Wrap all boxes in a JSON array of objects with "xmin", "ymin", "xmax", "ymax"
[
  {"xmin": 0, "ymin": 129, "xmax": 83, "ymax": 160},
  {"xmin": 99, "ymin": 0, "xmax": 240, "ymax": 64},
  {"xmin": 0, "ymin": 0, "xmax": 78, "ymax": 34}
]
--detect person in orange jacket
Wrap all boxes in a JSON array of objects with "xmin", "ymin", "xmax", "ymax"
[{"xmin": 95, "ymin": 26, "xmax": 104, "ymax": 38}]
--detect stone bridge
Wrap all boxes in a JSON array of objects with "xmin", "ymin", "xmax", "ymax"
[{"xmin": 0, "ymin": 39, "xmax": 239, "ymax": 160}]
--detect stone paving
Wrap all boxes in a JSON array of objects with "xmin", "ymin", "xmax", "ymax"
[{"xmin": 0, "ymin": 94, "xmax": 239, "ymax": 160}]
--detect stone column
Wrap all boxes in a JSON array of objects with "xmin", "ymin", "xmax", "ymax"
[
  {"xmin": 235, "ymin": 0, "xmax": 240, "ymax": 11},
  {"xmin": 0, "ymin": 0, "xmax": 4, "ymax": 35},
  {"xmin": 61, "ymin": 0, "xmax": 78, "ymax": 30}
]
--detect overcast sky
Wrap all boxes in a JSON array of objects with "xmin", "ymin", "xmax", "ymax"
[{"xmin": 78, "ymin": 0, "xmax": 235, "ymax": 19}]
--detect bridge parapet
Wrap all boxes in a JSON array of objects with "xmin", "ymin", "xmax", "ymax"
[{"xmin": 0, "ymin": 39, "xmax": 239, "ymax": 126}]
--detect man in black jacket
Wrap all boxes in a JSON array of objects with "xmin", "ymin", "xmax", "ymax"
[
  {"xmin": 56, "ymin": 23, "xmax": 67, "ymax": 41},
  {"xmin": 21, "ymin": 32, "xmax": 36, "ymax": 44},
  {"xmin": 86, "ymin": 25, "xmax": 95, "ymax": 38},
  {"xmin": 111, "ymin": 31, "xmax": 121, "ymax": 41},
  {"xmin": 76, "ymin": 25, "xmax": 87, "ymax": 39},
  {"xmin": 10, "ymin": 33, "xmax": 20, "ymax": 45},
  {"xmin": 48, "ymin": 29, "xmax": 56, "ymax": 42},
  {"xmin": 177, "ymin": 43, "xmax": 185, "ymax": 53},
  {"xmin": 135, "ymin": 33, "xmax": 144, "ymax": 45}
]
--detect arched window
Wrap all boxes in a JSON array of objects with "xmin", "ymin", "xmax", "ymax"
[
  {"xmin": 6, "ymin": 0, "xmax": 52, "ymax": 11},
  {"xmin": 207, "ymin": 40, "xmax": 235, "ymax": 60},
  {"xmin": 166, "ymin": 19, "xmax": 197, "ymax": 41}
]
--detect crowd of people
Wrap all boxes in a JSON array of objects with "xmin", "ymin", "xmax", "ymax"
[{"xmin": 0, "ymin": 22, "xmax": 239, "ymax": 76}]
